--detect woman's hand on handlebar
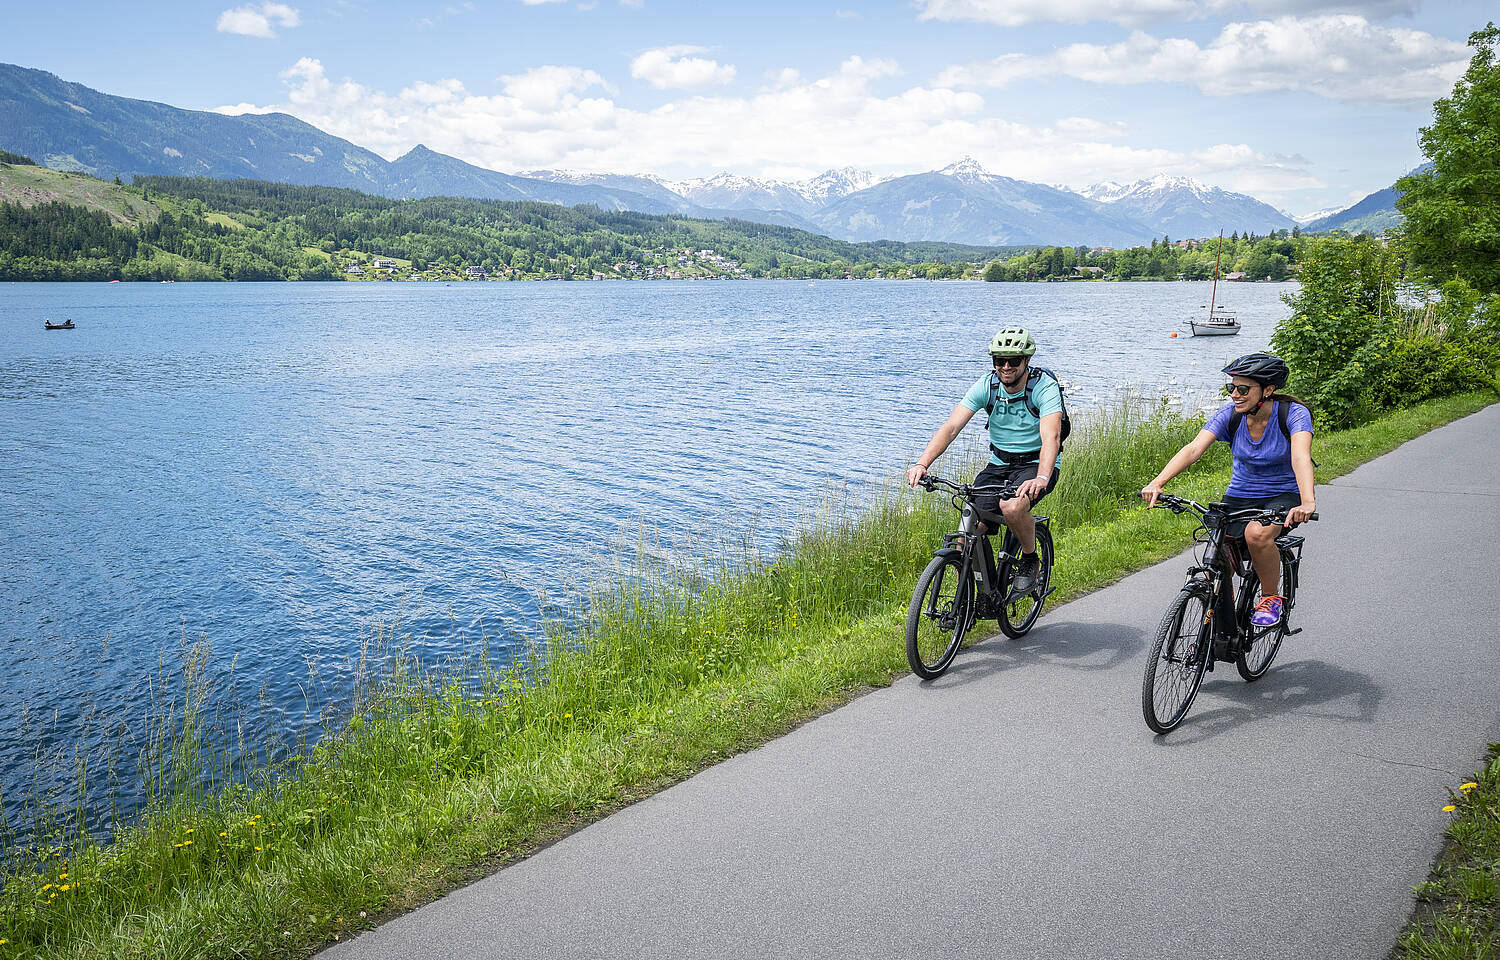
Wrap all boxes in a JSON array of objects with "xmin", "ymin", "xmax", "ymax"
[
  {"xmin": 1287, "ymin": 500, "xmax": 1317, "ymax": 525},
  {"xmin": 1140, "ymin": 482, "xmax": 1165, "ymax": 507},
  {"xmin": 906, "ymin": 464, "xmax": 928, "ymax": 488}
]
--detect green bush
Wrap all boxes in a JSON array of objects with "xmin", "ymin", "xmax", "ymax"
[{"xmin": 1273, "ymin": 237, "xmax": 1500, "ymax": 428}]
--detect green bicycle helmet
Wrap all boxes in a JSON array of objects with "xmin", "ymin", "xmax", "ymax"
[{"xmin": 989, "ymin": 326, "xmax": 1037, "ymax": 357}]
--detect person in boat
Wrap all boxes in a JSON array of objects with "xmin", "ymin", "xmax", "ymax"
[
  {"xmin": 906, "ymin": 326, "xmax": 1063, "ymax": 594},
  {"xmin": 1140, "ymin": 352, "xmax": 1316, "ymax": 627}
]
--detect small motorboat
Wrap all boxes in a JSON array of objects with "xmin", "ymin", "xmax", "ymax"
[{"xmin": 44, "ymin": 318, "xmax": 76, "ymax": 330}]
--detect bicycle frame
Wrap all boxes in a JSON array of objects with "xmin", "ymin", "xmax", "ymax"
[{"xmin": 1164, "ymin": 496, "xmax": 1311, "ymax": 663}]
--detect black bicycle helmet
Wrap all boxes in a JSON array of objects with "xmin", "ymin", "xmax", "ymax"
[{"xmin": 1222, "ymin": 352, "xmax": 1289, "ymax": 388}]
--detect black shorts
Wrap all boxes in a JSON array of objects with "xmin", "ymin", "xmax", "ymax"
[
  {"xmin": 974, "ymin": 460, "xmax": 1059, "ymax": 519},
  {"xmin": 1220, "ymin": 492, "xmax": 1300, "ymax": 539}
]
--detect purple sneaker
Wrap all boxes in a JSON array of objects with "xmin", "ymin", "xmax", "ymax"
[{"xmin": 1251, "ymin": 595, "xmax": 1285, "ymax": 627}]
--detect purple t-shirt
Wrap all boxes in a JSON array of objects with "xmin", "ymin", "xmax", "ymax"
[{"xmin": 1204, "ymin": 400, "xmax": 1313, "ymax": 498}]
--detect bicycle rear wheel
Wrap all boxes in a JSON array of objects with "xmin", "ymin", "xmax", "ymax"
[
  {"xmin": 1236, "ymin": 555, "xmax": 1296, "ymax": 681},
  {"xmin": 997, "ymin": 526, "xmax": 1053, "ymax": 639},
  {"xmin": 905, "ymin": 553, "xmax": 974, "ymax": 679},
  {"xmin": 1142, "ymin": 584, "xmax": 1212, "ymax": 733}
]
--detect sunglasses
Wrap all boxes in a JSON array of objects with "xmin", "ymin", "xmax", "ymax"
[
  {"xmin": 993, "ymin": 356, "xmax": 1027, "ymax": 369},
  {"xmin": 1227, "ymin": 383, "xmax": 1257, "ymax": 396}
]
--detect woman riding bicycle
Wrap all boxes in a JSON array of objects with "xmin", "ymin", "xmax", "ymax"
[{"xmin": 1140, "ymin": 353, "xmax": 1316, "ymax": 628}]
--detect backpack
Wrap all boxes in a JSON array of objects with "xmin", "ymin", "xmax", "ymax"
[
  {"xmin": 985, "ymin": 366, "xmax": 1072, "ymax": 451},
  {"xmin": 1227, "ymin": 400, "xmax": 1317, "ymax": 466}
]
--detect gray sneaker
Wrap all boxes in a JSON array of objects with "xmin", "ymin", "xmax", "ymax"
[{"xmin": 1010, "ymin": 553, "xmax": 1040, "ymax": 595}]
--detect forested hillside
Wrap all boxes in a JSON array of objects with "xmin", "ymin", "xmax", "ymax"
[{"xmin": 0, "ymin": 162, "xmax": 1016, "ymax": 281}]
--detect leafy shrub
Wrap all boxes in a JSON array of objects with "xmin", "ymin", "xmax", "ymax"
[{"xmin": 1272, "ymin": 237, "xmax": 1500, "ymax": 428}]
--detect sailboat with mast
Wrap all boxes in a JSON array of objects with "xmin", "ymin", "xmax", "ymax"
[{"xmin": 1188, "ymin": 231, "xmax": 1241, "ymax": 337}]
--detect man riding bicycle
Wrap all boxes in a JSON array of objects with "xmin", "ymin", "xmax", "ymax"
[
  {"xmin": 1140, "ymin": 352, "xmax": 1316, "ymax": 628},
  {"xmin": 906, "ymin": 326, "xmax": 1063, "ymax": 594}
]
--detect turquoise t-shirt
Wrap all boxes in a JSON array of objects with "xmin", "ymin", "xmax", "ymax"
[{"xmin": 961, "ymin": 371, "xmax": 1064, "ymax": 465}]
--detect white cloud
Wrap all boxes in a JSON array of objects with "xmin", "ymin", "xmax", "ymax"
[
  {"xmin": 915, "ymin": 0, "xmax": 1424, "ymax": 26},
  {"xmin": 936, "ymin": 16, "xmax": 1469, "ymax": 104},
  {"xmin": 1054, "ymin": 116, "xmax": 1129, "ymax": 139},
  {"xmin": 216, "ymin": 3, "xmax": 300, "ymax": 38},
  {"xmin": 916, "ymin": 0, "xmax": 1194, "ymax": 28},
  {"xmin": 630, "ymin": 45, "xmax": 737, "ymax": 89},
  {"xmin": 500, "ymin": 65, "xmax": 610, "ymax": 109},
  {"xmin": 213, "ymin": 55, "xmax": 1320, "ymax": 196}
]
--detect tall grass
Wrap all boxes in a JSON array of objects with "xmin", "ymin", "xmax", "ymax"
[{"xmin": 0, "ymin": 391, "xmax": 1490, "ymax": 960}]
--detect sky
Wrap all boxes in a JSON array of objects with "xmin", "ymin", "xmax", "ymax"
[{"xmin": 3, "ymin": 0, "xmax": 1493, "ymax": 216}]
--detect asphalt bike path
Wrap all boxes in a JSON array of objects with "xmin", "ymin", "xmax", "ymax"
[{"xmin": 325, "ymin": 404, "xmax": 1500, "ymax": 960}]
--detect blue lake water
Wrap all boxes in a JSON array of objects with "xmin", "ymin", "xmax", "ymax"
[{"xmin": 0, "ymin": 279, "xmax": 1286, "ymax": 831}]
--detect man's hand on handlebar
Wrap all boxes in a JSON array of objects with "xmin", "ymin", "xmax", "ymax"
[
  {"xmin": 906, "ymin": 464, "xmax": 928, "ymax": 488},
  {"xmin": 1016, "ymin": 475, "xmax": 1049, "ymax": 503},
  {"xmin": 1140, "ymin": 482, "xmax": 1165, "ymax": 507}
]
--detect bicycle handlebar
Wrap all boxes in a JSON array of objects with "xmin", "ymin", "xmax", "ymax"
[
  {"xmin": 1150, "ymin": 492, "xmax": 1318, "ymax": 526},
  {"xmin": 919, "ymin": 474, "xmax": 1022, "ymax": 500}
]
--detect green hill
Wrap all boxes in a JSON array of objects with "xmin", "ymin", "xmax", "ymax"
[
  {"xmin": 0, "ymin": 155, "xmax": 160, "ymax": 225},
  {"xmin": 0, "ymin": 165, "xmax": 1014, "ymax": 282}
]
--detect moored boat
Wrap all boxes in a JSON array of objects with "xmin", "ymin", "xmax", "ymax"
[
  {"xmin": 1187, "ymin": 232, "xmax": 1240, "ymax": 338},
  {"xmin": 44, "ymin": 318, "xmax": 76, "ymax": 330}
]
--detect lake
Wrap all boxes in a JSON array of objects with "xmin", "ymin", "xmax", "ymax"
[{"xmin": 0, "ymin": 278, "xmax": 1288, "ymax": 831}]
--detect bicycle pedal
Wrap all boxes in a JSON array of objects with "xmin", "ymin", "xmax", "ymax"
[{"xmin": 1285, "ymin": 627, "xmax": 1302, "ymax": 636}]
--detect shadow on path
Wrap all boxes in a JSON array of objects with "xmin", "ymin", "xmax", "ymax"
[
  {"xmin": 918, "ymin": 618, "xmax": 1147, "ymax": 690},
  {"xmin": 1151, "ymin": 657, "xmax": 1385, "ymax": 747}
]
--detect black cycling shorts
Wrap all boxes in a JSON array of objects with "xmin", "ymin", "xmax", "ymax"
[
  {"xmin": 974, "ymin": 460, "xmax": 1059, "ymax": 520},
  {"xmin": 1220, "ymin": 491, "xmax": 1300, "ymax": 539}
]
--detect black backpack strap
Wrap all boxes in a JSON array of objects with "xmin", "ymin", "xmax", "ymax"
[
  {"xmin": 1023, "ymin": 368, "xmax": 1043, "ymax": 419},
  {"xmin": 985, "ymin": 371, "xmax": 999, "ymax": 414}
]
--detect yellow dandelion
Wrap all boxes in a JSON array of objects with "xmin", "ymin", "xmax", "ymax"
[
  {"xmin": 219, "ymin": 832, "xmax": 227, "ymax": 838},
  {"xmin": 1443, "ymin": 804, "xmax": 1457, "ymax": 812},
  {"xmin": 1461, "ymin": 782, "xmax": 1478, "ymax": 791},
  {"xmin": 255, "ymin": 846, "xmax": 263, "ymax": 852},
  {"xmin": 564, "ymin": 712, "xmax": 572, "ymax": 718},
  {"xmin": 43, "ymin": 884, "xmax": 53, "ymax": 891},
  {"xmin": 59, "ymin": 885, "xmax": 71, "ymax": 892},
  {"xmin": 184, "ymin": 828, "xmax": 194, "ymax": 834},
  {"xmin": 183, "ymin": 840, "xmax": 193, "ymax": 847}
]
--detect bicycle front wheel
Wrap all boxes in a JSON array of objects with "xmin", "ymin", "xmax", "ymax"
[
  {"xmin": 997, "ymin": 526, "xmax": 1053, "ymax": 639},
  {"xmin": 1142, "ymin": 584, "xmax": 1212, "ymax": 734},
  {"xmin": 905, "ymin": 553, "xmax": 974, "ymax": 679},
  {"xmin": 1236, "ymin": 558, "xmax": 1296, "ymax": 681}
]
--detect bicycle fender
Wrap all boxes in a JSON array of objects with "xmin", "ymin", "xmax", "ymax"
[{"xmin": 930, "ymin": 546, "xmax": 964, "ymax": 561}]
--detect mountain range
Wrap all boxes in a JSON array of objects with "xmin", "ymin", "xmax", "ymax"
[{"xmin": 0, "ymin": 61, "xmax": 1388, "ymax": 247}]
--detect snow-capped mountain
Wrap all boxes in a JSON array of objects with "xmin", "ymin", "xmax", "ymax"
[
  {"xmin": 936, "ymin": 156, "xmax": 996, "ymax": 185},
  {"xmin": 1290, "ymin": 205, "xmax": 1345, "ymax": 225},
  {"xmin": 799, "ymin": 167, "xmax": 887, "ymax": 205},
  {"xmin": 1078, "ymin": 175, "xmax": 1295, "ymax": 238},
  {"xmin": 664, "ymin": 168, "xmax": 887, "ymax": 216},
  {"xmin": 809, "ymin": 157, "xmax": 1161, "ymax": 247}
]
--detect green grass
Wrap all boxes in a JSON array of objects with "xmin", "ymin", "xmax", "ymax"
[
  {"xmin": 1397, "ymin": 744, "xmax": 1500, "ymax": 959},
  {"xmin": 0, "ymin": 164, "xmax": 160, "ymax": 226},
  {"xmin": 0, "ymin": 391, "xmax": 1493, "ymax": 960}
]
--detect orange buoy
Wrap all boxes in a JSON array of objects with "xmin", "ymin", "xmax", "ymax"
[{"xmin": 1170, "ymin": 332, "xmax": 1179, "ymax": 337}]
